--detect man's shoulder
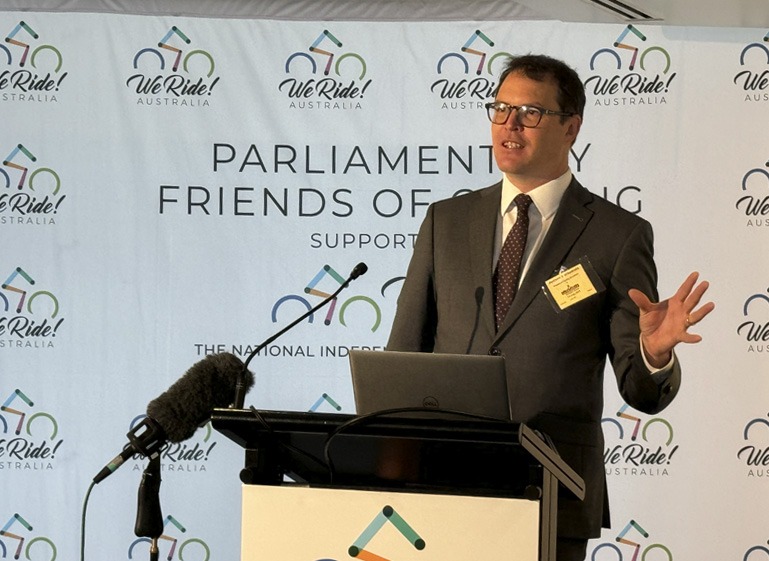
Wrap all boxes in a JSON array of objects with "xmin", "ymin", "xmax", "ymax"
[
  {"xmin": 431, "ymin": 181, "xmax": 501, "ymax": 210},
  {"xmin": 570, "ymin": 178, "xmax": 650, "ymax": 227}
]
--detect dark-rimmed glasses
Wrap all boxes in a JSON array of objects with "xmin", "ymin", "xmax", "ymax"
[{"xmin": 485, "ymin": 101, "xmax": 575, "ymax": 128}]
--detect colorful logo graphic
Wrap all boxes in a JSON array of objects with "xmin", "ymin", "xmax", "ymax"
[
  {"xmin": 1, "ymin": 144, "xmax": 65, "ymax": 225},
  {"xmin": 0, "ymin": 267, "xmax": 63, "ymax": 347},
  {"xmin": 345, "ymin": 505, "xmax": 425, "ymax": 561},
  {"xmin": 280, "ymin": 30, "xmax": 371, "ymax": 110},
  {"xmin": 736, "ymin": 162, "xmax": 769, "ymax": 226},
  {"xmin": 128, "ymin": 415, "xmax": 216, "ymax": 473},
  {"xmin": 431, "ymin": 30, "xmax": 510, "ymax": 109},
  {"xmin": 737, "ymin": 289, "xmax": 769, "ymax": 352},
  {"xmin": 309, "ymin": 393, "xmax": 343, "ymax": 412},
  {"xmin": 734, "ymin": 31, "xmax": 769, "ymax": 101},
  {"xmin": 0, "ymin": 513, "xmax": 57, "ymax": 561},
  {"xmin": 271, "ymin": 264, "xmax": 382, "ymax": 333},
  {"xmin": 591, "ymin": 519, "xmax": 672, "ymax": 560},
  {"xmin": 603, "ymin": 404, "xmax": 678, "ymax": 476},
  {"xmin": 585, "ymin": 25, "xmax": 676, "ymax": 107},
  {"xmin": 0, "ymin": 389, "xmax": 62, "ymax": 472},
  {"xmin": 128, "ymin": 515, "xmax": 209, "ymax": 561},
  {"xmin": 0, "ymin": 21, "xmax": 66, "ymax": 102},
  {"xmin": 737, "ymin": 414, "xmax": 769, "ymax": 476},
  {"xmin": 126, "ymin": 26, "xmax": 219, "ymax": 106}
]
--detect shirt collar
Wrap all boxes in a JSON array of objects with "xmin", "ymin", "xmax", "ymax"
[{"xmin": 500, "ymin": 170, "xmax": 573, "ymax": 219}]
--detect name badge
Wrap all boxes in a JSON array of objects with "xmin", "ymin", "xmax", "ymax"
[{"xmin": 545, "ymin": 263, "xmax": 597, "ymax": 310}]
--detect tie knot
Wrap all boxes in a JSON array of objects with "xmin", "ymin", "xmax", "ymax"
[{"xmin": 514, "ymin": 193, "xmax": 532, "ymax": 212}]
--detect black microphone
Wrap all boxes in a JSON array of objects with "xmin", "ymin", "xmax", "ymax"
[
  {"xmin": 232, "ymin": 262, "xmax": 369, "ymax": 409},
  {"xmin": 93, "ymin": 352, "xmax": 253, "ymax": 483}
]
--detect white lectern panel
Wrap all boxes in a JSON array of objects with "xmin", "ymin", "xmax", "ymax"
[{"xmin": 242, "ymin": 484, "xmax": 539, "ymax": 561}]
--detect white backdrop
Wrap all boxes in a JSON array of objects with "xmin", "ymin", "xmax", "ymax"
[{"xmin": 1, "ymin": 10, "xmax": 769, "ymax": 561}]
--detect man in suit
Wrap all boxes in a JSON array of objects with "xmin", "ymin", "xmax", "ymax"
[{"xmin": 387, "ymin": 54, "xmax": 713, "ymax": 560}]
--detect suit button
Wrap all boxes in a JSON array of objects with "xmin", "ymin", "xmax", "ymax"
[{"xmin": 489, "ymin": 347, "xmax": 502, "ymax": 356}]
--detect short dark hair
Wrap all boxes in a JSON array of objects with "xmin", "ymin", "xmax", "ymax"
[{"xmin": 496, "ymin": 54, "xmax": 586, "ymax": 119}]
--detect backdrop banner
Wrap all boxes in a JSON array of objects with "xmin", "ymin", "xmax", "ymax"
[{"xmin": 1, "ymin": 11, "xmax": 768, "ymax": 561}]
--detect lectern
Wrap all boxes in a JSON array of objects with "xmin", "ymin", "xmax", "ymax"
[{"xmin": 212, "ymin": 408, "xmax": 584, "ymax": 561}]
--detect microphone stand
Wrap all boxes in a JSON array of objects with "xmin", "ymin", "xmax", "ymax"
[
  {"xmin": 232, "ymin": 262, "xmax": 368, "ymax": 409},
  {"xmin": 134, "ymin": 455, "xmax": 163, "ymax": 561}
]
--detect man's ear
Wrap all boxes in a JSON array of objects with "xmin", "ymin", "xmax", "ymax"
[{"xmin": 566, "ymin": 114, "xmax": 582, "ymax": 144}]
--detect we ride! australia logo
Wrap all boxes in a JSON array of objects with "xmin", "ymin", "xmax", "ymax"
[
  {"xmin": 733, "ymin": 30, "xmax": 769, "ymax": 103},
  {"xmin": 431, "ymin": 29, "xmax": 511, "ymax": 112},
  {"xmin": 736, "ymin": 161, "xmax": 769, "ymax": 227},
  {"xmin": 737, "ymin": 288, "xmax": 769, "ymax": 353},
  {"xmin": 0, "ymin": 20, "xmax": 67, "ymax": 104},
  {"xmin": 585, "ymin": 24, "xmax": 676, "ymax": 108},
  {"xmin": 127, "ymin": 25, "xmax": 219, "ymax": 108},
  {"xmin": 1, "ymin": 143, "xmax": 65, "ymax": 226},
  {"xmin": 738, "ymin": 413, "xmax": 769, "ymax": 478},
  {"xmin": 280, "ymin": 29, "xmax": 371, "ymax": 111},
  {"xmin": 0, "ymin": 389, "xmax": 63, "ymax": 472},
  {"xmin": 590, "ymin": 519, "xmax": 672, "ymax": 561},
  {"xmin": 128, "ymin": 415, "xmax": 217, "ymax": 475},
  {"xmin": 127, "ymin": 514, "xmax": 209, "ymax": 561},
  {"xmin": 0, "ymin": 267, "xmax": 63, "ymax": 349},
  {"xmin": 603, "ymin": 404, "xmax": 678, "ymax": 477},
  {"xmin": 0, "ymin": 513, "xmax": 58, "ymax": 560}
]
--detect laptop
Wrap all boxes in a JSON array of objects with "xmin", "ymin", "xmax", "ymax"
[{"xmin": 349, "ymin": 350, "xmax": 511, "ymax": 420}]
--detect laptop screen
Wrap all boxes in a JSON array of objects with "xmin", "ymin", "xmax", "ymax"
[{"xmin": 349, "ymin": 350, "xmax": 511, "ymax": 420}]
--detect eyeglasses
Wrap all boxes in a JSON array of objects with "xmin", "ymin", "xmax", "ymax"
[{"xmin": 485, "ymin": 101, "xmax": 575, "ymax": 128}]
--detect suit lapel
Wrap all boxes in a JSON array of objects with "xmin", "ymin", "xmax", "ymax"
[
  {"xmin": 495, "ymin": 179, "xmax": 595, "ymax": 337},
  {"xmin": 467, "ymin": 183, "xmax": 501, "ymax": 338}
]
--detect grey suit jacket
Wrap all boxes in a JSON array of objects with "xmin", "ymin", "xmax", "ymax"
[{"xmin": 387, "ymin": 177, "xmax": 680, "ymax": 539}]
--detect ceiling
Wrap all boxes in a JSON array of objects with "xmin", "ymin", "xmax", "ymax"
[{"xmin": 3, "ymin": 0, "xmax": 769, "ymax": 29}]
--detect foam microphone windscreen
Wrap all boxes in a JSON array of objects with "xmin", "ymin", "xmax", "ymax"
[{"xmin": 146, "ymin": 352, "xmax": 253, "ymax": 442}]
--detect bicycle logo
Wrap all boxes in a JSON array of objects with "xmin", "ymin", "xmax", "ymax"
[
  {"xmin": 128, "ymin": 515, "xmax": 209, "ymax": 561},
  {"xmin": 132, "ymin": 26, "xmax": 215, "ymax": 77},
  {"xmin": 285, "ymin": 29, "xmax": 367, "ymax": 80},
  {"xmin": 591, "ymin": 520, "xmax": 671, "ymax": 561},
  {"xmin": 272, "ymin": 265, "xmax": 398, "ymax": 333},
  {"xmin": 739, "ymin": 31, "xmax": 769, "ymax": 65},
  {"xmin": 1, "ymin": 21, "xmax": 63, "ymax": 72},
  {"xmin": 0, "ymin": 514, "xmax": 57, "ymax": 561},
  {"xmin": 1, "ymin": 145, "xmax": 61, "ymax": 196},
  {"xmin": 745, "ymin": 543, "xmax": 769, "ymax": 560},
  {"xmin": 437, "ymin": 29, "xmax": 511, "ymax": 76},
  {"xmin": 590, "ymin": 24, "xmax": 671, "ymax": 74},
  {"xmin": 603, "ymin": 404, "xmax": 673, "ymax": 445},
  {"xmin": 1, "ymin": 268, "xmax": 60, "ymax": 319},
  {"xmin": 0, "ymin": 389, "xmax": 57, "ymax": 440}
]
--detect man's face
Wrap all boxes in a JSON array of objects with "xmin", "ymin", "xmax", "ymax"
[{"xmin": 491, "ymin": 71, "xmax": 581, "ymax": 192}]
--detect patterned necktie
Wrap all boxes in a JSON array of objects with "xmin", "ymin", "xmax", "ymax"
[{"xmin": 493, "ymin": 193, "xmax": 532, "ymax": 330}]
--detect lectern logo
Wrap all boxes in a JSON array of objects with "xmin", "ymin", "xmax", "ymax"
[
  {"xmin": 313, "ymin": 505, "xmax": 425, "ymax": 561},
  {"xmin": 602, "ymin": 404, "xmax": 678, "ymax": 477},
  {"xmin": 590, "ymin": 519, "xmax": 672, "ymax": 560}
]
